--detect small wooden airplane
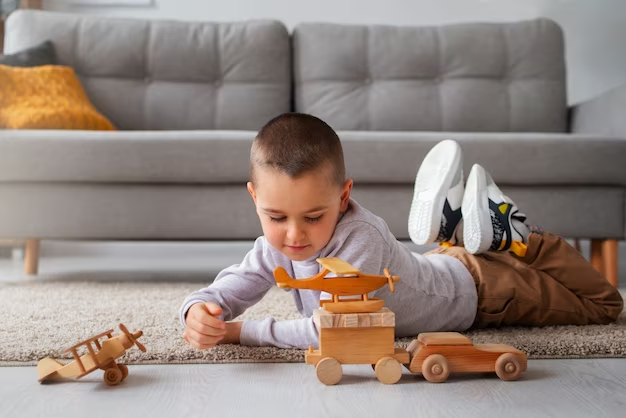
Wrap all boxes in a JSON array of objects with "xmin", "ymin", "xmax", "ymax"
[
  {"xmin": 274, "ymin": 257, "xmax": 399, "ymax": 313},
  {"xmin": 37, "ymin": 323, "xmax": 146, "ymax": 386}
]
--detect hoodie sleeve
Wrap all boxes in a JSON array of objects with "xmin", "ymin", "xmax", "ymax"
[
  {"xmin": 179, "ymin": 237, "xmax": 276, "ymax": 326},
  {"xmin": 324, "ymin": 220, "xmax": 393, "ymax": 283},
  {"xmin": 240, "ymin": 316, "xmax": 319, "ymax": 349}
]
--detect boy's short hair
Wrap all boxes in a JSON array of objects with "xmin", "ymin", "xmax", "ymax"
[{"xmin": 250, "ymin": 113, "xmax": 346, "ymax": 186}]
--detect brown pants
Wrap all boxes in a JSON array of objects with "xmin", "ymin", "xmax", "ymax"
[{"xmin": 427, "ymin": 231, "xmax": 623, "ymax": 328}]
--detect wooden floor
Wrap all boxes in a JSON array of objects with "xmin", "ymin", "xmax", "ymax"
[
  {"xmin": 2, "ymin": 361, "xmax": 626, "ymax": 418},
  {"xmin": 1, "ymin": 239, "xmax": 625, "ymax": 418}
]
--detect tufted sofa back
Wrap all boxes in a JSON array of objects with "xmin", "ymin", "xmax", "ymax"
[
  {"xmin": 293, "ymin": 20, "xmax": 567, "ymax": 132},
  {"xmin": 6, "ymin": 11, "xmax": 568, "ymax": 133},
  {"xmin": 4, "ymin": 10, "xmax": 291, "ymax": 130}
]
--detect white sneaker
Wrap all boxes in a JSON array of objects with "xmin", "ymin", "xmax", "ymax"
[
  {"xmin": 408, "ymin": 139, "xmax": 464, "ymax": 246},
  {"xmin": 462, "ymin": 164, "xmax": 530, "ymax": 256}
]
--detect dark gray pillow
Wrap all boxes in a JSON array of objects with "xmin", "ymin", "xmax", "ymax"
[{"xmin": 0, "ymin": 40, "xmax": 57, "ymax": 67}]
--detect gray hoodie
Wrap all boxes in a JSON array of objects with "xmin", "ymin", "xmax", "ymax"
[{"xmin": 180, "ymin": 199, "xmax": 477, "ymax": 349}]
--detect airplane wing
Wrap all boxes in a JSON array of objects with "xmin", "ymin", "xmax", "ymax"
[{"xmin": 316, "ymin": 257, "xmax": 360, "ymax": 275}]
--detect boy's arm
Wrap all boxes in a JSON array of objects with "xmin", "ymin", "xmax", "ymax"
[
  {"xmin": 239, "ymin": 316, "xmax": 319, "ymax": 349},
  {"xmin": 183, "ymin": 222, "xmax": 394, "ymax": 349},
  {"xmin": 187, "ymin": 306, "xmax": 320, "ymax": 349},
  {"xmin": 235, "ymin": 223, "xmax": 394, "ymax": 349},
  {"xmin": 192, "ymin": 302, "xmax": 320, "ymax": 349},
  {"xmin": 179, "ymin": 237, "xmax": 276, "ymax": 327}
]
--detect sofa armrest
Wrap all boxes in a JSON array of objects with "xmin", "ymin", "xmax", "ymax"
[{"xmin": 570, "ymin": 83, "xmax": 626, "ymax": 136}]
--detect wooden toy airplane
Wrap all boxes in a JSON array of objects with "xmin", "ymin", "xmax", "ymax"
[
  {"xmin": 37, "ymin": 323, "xmax": 146, "ymax": 386},
  {"xmin": 274, "ymin": 257, "xmax": 399, "ymax": 313}
]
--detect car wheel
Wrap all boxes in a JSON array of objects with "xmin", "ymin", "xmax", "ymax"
[
  {"xmin": 495, "ymin": 353, "xmax": 523, "ymax": 381},
  {"xmin": 422, "ymin": 354, "xmax": 450, "ymax": 383}
]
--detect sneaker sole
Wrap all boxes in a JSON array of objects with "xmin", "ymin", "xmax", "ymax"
[
  {"xmin": 462, "ymin": 165, "xmax": 493, "ymax": 254},
  {"xmin": 408, "ymin": 140, "xmax": 462, "ymax": 245}
]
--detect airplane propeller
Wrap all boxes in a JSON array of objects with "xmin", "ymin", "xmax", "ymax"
[
  {"xmin": 384, "ymin": 268, "xmax": 399, "ymax": 293},
  {"xmin": 119, "ymin": 323, "xmax": 147, "ymax": 352}
]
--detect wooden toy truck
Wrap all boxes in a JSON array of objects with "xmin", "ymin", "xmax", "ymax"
[
  {"xmin": 275, "ymin": 257, "xmax": 527, "ymax": 385},
  {"xmin": 308, "ymin": 307, "xmax": 409, "ymax": 385}
]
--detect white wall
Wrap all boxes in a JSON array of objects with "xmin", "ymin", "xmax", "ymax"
[{"xmin": 43, "ymin": 0, "xmax": 626, "ymax": 104}]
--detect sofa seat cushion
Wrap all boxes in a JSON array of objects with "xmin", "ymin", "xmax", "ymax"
[
  {"xmin": 0, "ymin": 182, "xmax": 262, "ymax": 239},
  {"xmin": 340, "ymin": 131, "xmax": 626, "ymax": 187},
  {"xmin": 0, "ymin": 183, "xmax": 620, "ymax": 241},
  {"xmin": 0, "ymin": 130, "xmax": 253, "ymax": 183},
  {"xmin": 0, "ymin": 131, "xmax": 624, "ymax": 187},
  {"xmin": 0, "ymin": 65, "xmax": 115, "ymax": 130},
  {"xmin": 352, "ymin": 185, "xmax": 624, "ymax": 240}
]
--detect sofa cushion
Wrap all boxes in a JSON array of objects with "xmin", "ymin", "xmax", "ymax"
[
  {"xmin": 0, "ymin": 183, "xmax": 263, "ymax": 240},
  {"xmin": 339, "ymin": 132, "xmax": 626, "ymax": 187},
  {"xmin": 4, "ymin": 10, "xmax": 291, "ymax": 131},
  {"xmin": 352, "ymin": 186, "xmax": 624, "ymax": 240},
  {"xmin": 0, "ymin": 130, "xmax": 252, "ymax": 183},
  {"xmin": 0, "ymin": 131, "xmax": 624, "ymax": 187},
  {"xmin": 0, "ymin": 65, "xmax": 115, "ymax": 130},
  {"xmin": 293, "ymin": 19, "xmax": 567, "ymax": 132},
  {"xmin": 0, "ymin": 183, "xmax": 620, "ymax": 241},
  {"xmin": 0, "ymin": 40, "xmax": 57, "ymax": 67}
]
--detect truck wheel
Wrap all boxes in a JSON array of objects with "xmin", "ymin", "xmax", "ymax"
[
  {"xmin": 374, "ymin": 357, "xmax": 402, "ymax": 384},
  {"xmin": 422, "ymin": 354, "xmax": 450, "ymax": 383},
  {"xmin": 495, "ymin": 353, "xmax": 523, "ymax": 381},
  {"xmin": 316, "ymin": 357, "xmax": 343, "ymax": 385}
]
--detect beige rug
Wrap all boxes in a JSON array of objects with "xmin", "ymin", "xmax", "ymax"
[{"xmin": 1, "ymin": 281, "xmax": 624, "ymax": 366}]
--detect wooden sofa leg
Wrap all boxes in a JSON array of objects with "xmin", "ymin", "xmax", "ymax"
[
  {"xmin": 24, "ymin": 239, "xmax": 40, "ymax": 275},
  {"xmin": 590, "ymin": 239, "xmax": 604, "ymax": 275},
  {"xmin": 601, "ymin": 239, "xmax": 618, "ymax": 288},
  {"xmin": 573, "ymin": 238, "xmax": 581, "ymax": 253}
]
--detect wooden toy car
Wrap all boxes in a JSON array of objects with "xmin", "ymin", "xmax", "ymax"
[
  {"xmin": 37, "ymin": 323, "xmax": 146, "ymax": 385},
  {"xmin": 406, "ymin": 332, "xmax": 527, "ymax": 382}
]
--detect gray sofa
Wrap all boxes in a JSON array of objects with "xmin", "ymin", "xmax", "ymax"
[{"xmin": 1, "ymin": 10, "xmax": 624, "ymax": 286}]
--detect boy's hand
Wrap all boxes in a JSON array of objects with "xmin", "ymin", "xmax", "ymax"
[{"xmin": 183, "ymin": 302, "xmax": 227, "ymax": 350}]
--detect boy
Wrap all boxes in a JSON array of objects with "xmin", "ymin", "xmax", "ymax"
[{"xmin": 180, "ymin": 113, "xmax": 623, "ymax": 350}]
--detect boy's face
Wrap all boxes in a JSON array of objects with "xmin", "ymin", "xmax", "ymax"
[{"xmin": 247, "ymin": 166, "xmax": 353, "ymax": 261}]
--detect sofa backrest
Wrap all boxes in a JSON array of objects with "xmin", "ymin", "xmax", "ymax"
[
  {"xmin": 293, "ymin": 19, "xmax": 567, "ymax": 132},
  {"xmin": 5, "ymin": 10, "xmax": 291, "ymax": 130}
]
